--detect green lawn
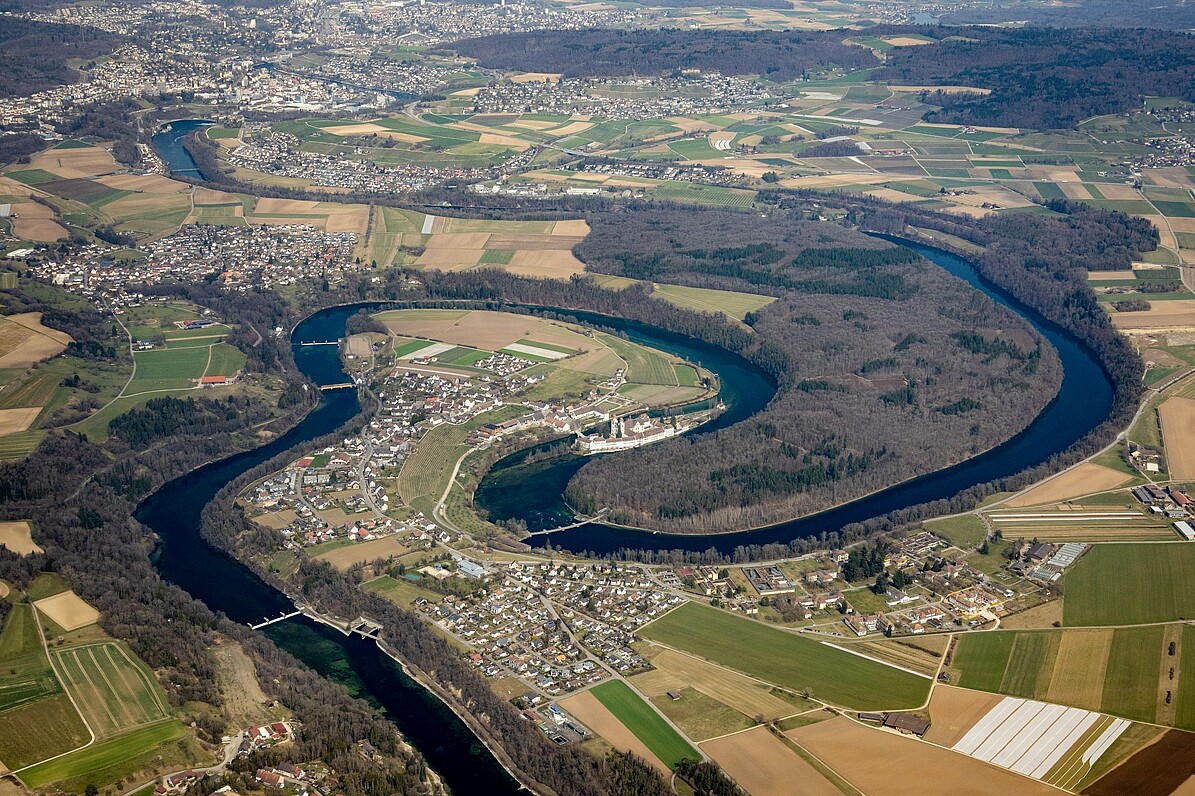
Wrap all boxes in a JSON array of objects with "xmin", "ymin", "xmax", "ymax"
[
  {"xmin": 641, "ymin": 603, "xmax": 930, "ymax": 709},
  {"xmin": 1064, "ymin": 543, "xmax": 1195, "ymax": 626},
  {"xmin": 589, "ymin": 680, "xmax": 699, "ymax": 768},
  {"xmin": 650, "ymin": 282, "xmax": 777, "ymax": 322}
]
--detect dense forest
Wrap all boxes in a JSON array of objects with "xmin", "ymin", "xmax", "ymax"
[
  {"xmin": 562, "ymin": 208, "xmax": 1062, "ymax": 532},
  {"xmin": 450, "ymin": 29, "xmax": 878, "ymax": 81},
  {"xmin": 0, "ymin": 18, "xmax": 122, "ymax": 98},
  {"xmin": 874, "ymin": 26, "xmax": 1195, "ymax": 129}
]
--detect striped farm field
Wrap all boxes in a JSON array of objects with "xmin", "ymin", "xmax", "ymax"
[
  {"xmin": 949, "ymin": 627, "xmax": 1189, "ymax": 726},
  {"xmin": 51, "ymin": 641, "xmax": 170, "ymax": 738}
]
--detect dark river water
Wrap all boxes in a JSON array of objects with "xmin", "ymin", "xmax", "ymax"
[
  {"xmin": 144, "ymin": 125, "xmax": 1114, "ymax": 789},
  {"xmin": 150, "ymin": 119, "xmax": 212, "ymax": 176}
]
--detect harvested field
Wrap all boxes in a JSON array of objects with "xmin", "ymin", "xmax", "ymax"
[
  {"xmin": 10, "ymin": 204, "xmax": 67, "ymax": 242},
  {"xmin": 416, "ymin": 248, "xmax": 484, "ymax": 269},
  {"xmin": 793, "ymin": 716, "xmax": 1057, "ymax": 795},
  {"xmin": 1160, "ymin": 397, "xmax": 1195, "ymax": 480},
  {"xmin": 33, "ymin": 591, "xmax": 100, "ymax": 631},
  {"xmin": 486, "ymin": 233, "xmax": 584, "ymax": 250},
  {"xmin": 96, "ymin": 174, "xmax": 184, "ymax": 193},
  {"xmin": 701, "ymin": 726, "xmax": 838, "ymax": 796},
  {"xmin": 0, "ymin": 407, "xmax": 41, "ymax": 435},
  {"xmin": 547, "ymin": 121, "xmax": 594, "ymax": 137},
  {"xmin": 1088, "ymin": 270, "xmax": 1139, "ymax": 281},
  {"xmin": 0, "ymin": 521, "xmax": 41, "ymax": 556},
  {"xmin": 313, "ymin": 536, "xmax": 409, "ymax": 570},
  {"xmin": 558, "ymin": 690, "xmax": 669, "ymax": 774},
  {"xmin": 28, "ymin": 147, "xmax": 114, "ymax": 179},
  {"xmin": 1002, "ymin": 600, "xmax": 1064, "ymax": 630},
  {"xmin": 552, "ymin": 219, "xmax": 590, "ymax": 236},
  {"xmin": 1112, "ymin": 301, "xmax": 1195, "ymax": 329},
  {"xmin": 640, "ymin": 648, "xmax": 796, "ymax": 721},
  {"xmin": 193, "ymin": 187, "xmax": 239, "ymax": 204},
  {"xmin": 848, "ymin": 637, "xmax": 946, "ymax": 677},
  {"xmin": 1005, "ymin": 463, "xmax": 1133, "ymax": 507},
  {"xmin": 252, "ymin": 198, "xmax": 320, "ymax": 214},
  {"xmin": 925, "ymin": 686, "xmax": 1004, "ymax": 747},
  {"xmin": 504, "ymin": 249, "xmax": 586, "ymax": 279},
  {"xmin": 1083, "ymin": 729, "xmax": 1195, "ymax": 796}
]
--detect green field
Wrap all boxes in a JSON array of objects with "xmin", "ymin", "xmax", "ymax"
[
  {"xmin": 0, "ymin": 604, "xmax": 62, "ymax": 712},
  {"xmin": 950, "ymin": 627, "xmax": 1176, "ymax": 725},
  {"xmin": 52, "ymin": 642, "xmax": 170, "ymax": 738},
  {"xmin": 650, "ymin": 282, "xmax": 777, "ymax": 322},
  {"xmin": 397, "ymin": 405, "xmax": 525, "ymax": 516},
  {"xmin": 588, "ymin": 680, "xmax": 700, "ymax": 768},
  {"xmin": 127, "ymin": 347, "xmax": 211, "ymax": 393},
  {"xmin": 204, "ymin": 343, "xmax": 247, "ymax": 378},
  {"xmin": 1064, "ymin": 543, "xmax": 1195, "ymax": 626},
  {"xmin": 924, "ymin": 514, "xmax": 987, "ymax": 550},
  {"xmin": 598, "ymin": 333, "xmax": 678, "ymax": 386},
  {"xmin": 641, "ymin": 603, "xmax": 930, "ymax": 709},
  {"xmin": 0, "ymin": 693, "xmax": 89, "ymax": 770},
  {"xmin": 19, "ymin": 719, "xmax": 194, "ymax": 789}
]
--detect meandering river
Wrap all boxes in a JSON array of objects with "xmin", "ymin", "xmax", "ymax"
[{"xmin": 141, "ymin": 125, "xmax": 1114, "ymax": 789}]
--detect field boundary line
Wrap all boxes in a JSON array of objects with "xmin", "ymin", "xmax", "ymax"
[
  {"xmin": 819, "ymin": 640, "xmax": 933, "ymax": 679},
  {"xmin": 83, "ymin": 644, "xmax": 129, "ymax": 730}
]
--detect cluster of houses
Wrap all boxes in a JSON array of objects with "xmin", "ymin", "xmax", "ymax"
[
  {"xmin": 225, "ymin": 130, "xmax": 516, "ymax": 195},
  {"xmin": 470, "ymin": 74, "xmax": 774, "ymax": 121},
  {"xmin": 27, "ymin": 224, "xmax": 361, "ymax": 300},
  {"xmin": 424, "ymin": 576, "xmax": 606, "ymax": 697}
]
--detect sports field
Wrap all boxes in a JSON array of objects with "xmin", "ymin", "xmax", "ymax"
[
  {"xmin": 641, "ymin": 603, "xmax": 930, "ymax": 709},
  {"xmin": 588, "ymin": 680, "xmax": 699, "ymax": 768},
  {"xmin": 52, "ymin": 642, "xmax": 170, "ymax": 738},
  {"xmin": 1064, "ymin": 543, "xmax": 1195, "ymax": 626},
  {"xmin": 950, "ymin": 626, "xmax": 1179, "ymax": 725}
]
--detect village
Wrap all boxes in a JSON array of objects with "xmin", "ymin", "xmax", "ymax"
[
  {"xmin": 225, "ymin": 127, "xmax": 538, "ymax": 194},
  {"xmin": 18, "ymin": 223, "xmax": 361, "ymax": 297},
  {"xmin": 469, "ymin": 74, "xmax": 777, "ymax": 120}
]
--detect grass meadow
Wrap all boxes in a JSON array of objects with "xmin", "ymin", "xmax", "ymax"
[{"xmin": 641, "ymin": 602, "xmax": 930, "ymax": 709}]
